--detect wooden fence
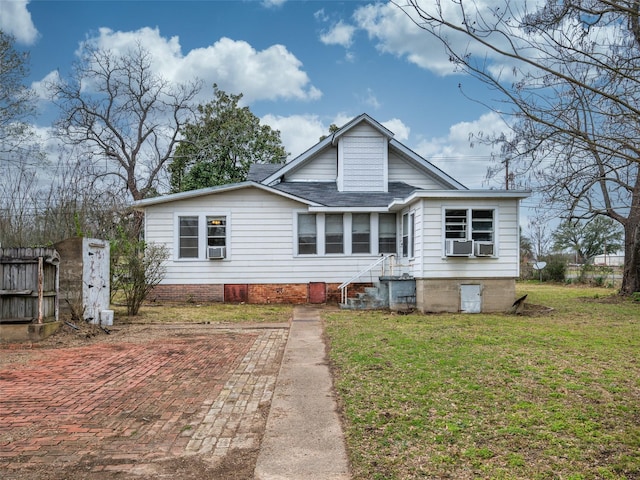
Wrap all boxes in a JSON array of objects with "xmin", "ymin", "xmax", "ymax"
[{"xmin": 0, "ymin": 247, "xmax": 60, "ymax": 324}]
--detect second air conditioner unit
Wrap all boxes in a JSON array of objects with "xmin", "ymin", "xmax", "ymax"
[{"xmin": 207, "ymin": 246, "xmax": 226, "ymax": 259}]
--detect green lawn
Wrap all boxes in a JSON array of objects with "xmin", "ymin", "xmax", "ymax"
[{"xmin": 324, "ymin": 284, "xmax": 640, "ymax": 479}]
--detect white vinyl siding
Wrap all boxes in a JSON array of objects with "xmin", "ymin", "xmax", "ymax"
[
  {"xmin": 338, "ymin": 132, "xmax": 387, "ymax": 192},
  {"xmin": 286, "ymin": 147, "xmax": 337, "ymax": 181},
  {"xmin": 416, "ymin": 198, "xmax": 520, "ymax": 278},
  {"xmin": 388, "ymin": 152, "xmax": 451, "ymax": 189},
  {"xmin": 144, "ymin": 188, "xmax": 393, "ymax": 284}
]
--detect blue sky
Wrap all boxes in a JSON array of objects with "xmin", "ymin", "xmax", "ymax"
[{"xmin": 2, "ymin": 0, "xmax": 514, "ymax": 190}]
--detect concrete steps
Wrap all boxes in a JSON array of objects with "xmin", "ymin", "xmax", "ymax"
[{"xmin": 340, "ymin": 277, "xmax": 417, "ymax": 312}]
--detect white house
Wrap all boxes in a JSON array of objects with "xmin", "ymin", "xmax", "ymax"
[{"xmin": 134, "ymin": 114, "xmax": 529, "ymax": 313}]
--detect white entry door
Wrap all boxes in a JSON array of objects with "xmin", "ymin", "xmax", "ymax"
[{"xmin": 460, "ymin": 284, "xmax": 481, "ymax": 313}]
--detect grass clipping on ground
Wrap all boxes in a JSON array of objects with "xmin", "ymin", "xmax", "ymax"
[{"xmin": 324, "ymin": 285, "xmax": 640, "ymax": 480}]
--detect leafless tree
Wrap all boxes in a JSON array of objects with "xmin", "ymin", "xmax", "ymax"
[
  {"xmin": 49, "ymin": 43, "xmax": 201, "ymax": 207},
  {"xmin": 0, "ymin": 152, "xmax": 129, "ymax": 248},
  {"xmin": 397, "ymin": 0, "xmax": 640, "ymax": 294},
  {"xmin": 0, "ymin": 30, "xmax": 36, "ymax": 160}
]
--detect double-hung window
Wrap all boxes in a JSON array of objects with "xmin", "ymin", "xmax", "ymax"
[
  {"xmin": 445, "ymin": 209, "xmax": 468, "ymax": 240},
  {"xmin": 296, "ymin": 212, "xmax": 398, "ymax": 256},
  {"xmin": 444, "ymin": 208, "xmax": 495, "ymax": 257},
  {"xmin": 177, "ymin": 214, "xmax": 228, "ymax": 259},
  {"xmin": 352, "ymin": 213, "xmax": 371, "ymax": 254},
  {"xmin": 298, "ymin": 214, "xmax": 317, "ymax": 255},
  {"xmin": 325, "ymin": 214, "xmax": 344, "ymax": 254},
  {"xmin": 178, "ymin": 216, "xmax": 199, "ymax": 258},
  {"xmin": 471, "ymin": 210, "xmax": 494, "ymax": 242},
  {"xmin": 206, "ymin": 216, "xmax": 227, "ymax": 258},
  {"xmin": 402, "ymin": 213, "xmax": 415, "ymax": 258},
  {"xmin": 379, "ymin": 213, "xmax": 397, "ymax": 254}
]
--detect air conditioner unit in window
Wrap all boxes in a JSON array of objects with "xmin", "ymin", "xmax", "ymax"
[
  {"xmin": 207, "ymin": 246, "xmax": 226, "ymax": 260},
  {"xmin": 475, "ymin": 242, "xmax": 494, "ymax": 257},
  {"xmin": 445, "ymin": 239, "xmax": 473, "ymax": 257}
]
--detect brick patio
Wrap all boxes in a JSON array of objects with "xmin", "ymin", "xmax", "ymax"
[{"xmin": 0, "ymin": 324, "xmax": 288, "ymax": 478}]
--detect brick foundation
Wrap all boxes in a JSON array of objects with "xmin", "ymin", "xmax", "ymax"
[
  {"xmin": 150, "ymin": 284, "xmax": 224, "ymax": 303},
  {"xmin": 149, "ymin": 282, "xmax": 373, "ymax": 305}
]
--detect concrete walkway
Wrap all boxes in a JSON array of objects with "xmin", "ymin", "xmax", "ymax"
[{"xmin": 254, "ymin": 306, "xmax": 351, "ymax": 480}]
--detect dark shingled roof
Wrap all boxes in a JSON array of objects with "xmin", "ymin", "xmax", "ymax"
[
  {"xmin": 247, "ymin": 163, "xmax": 283, "ymax": 182},
  {"xmin": 271, "ymin": 182, "xmax": 419, "ymax": 207}
]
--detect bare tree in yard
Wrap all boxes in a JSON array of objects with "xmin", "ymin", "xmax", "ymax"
[
  {"xmin": 49, "ymin": 43, "xmax": 201, "ymax": 211},
  {"xmin": 0, "ymin": 153, "xmax": 130, "ymax": 247},
  {"xmin": 397, "ymin": 0, "xmax": 640, "ymax": 294},
  {"xmin": 0, "ymin": 30, "xmax": 36, "ymax": 159}
]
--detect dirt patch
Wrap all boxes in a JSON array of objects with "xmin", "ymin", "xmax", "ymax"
[
  {"xmin": 0, "ymin": 321, "xmax": 288, "ymax": 480},
  {"xmin": 3, "ymin": 449, "xmax": 260, "ymax": 480},
  {"xmin": 517, "ymin": 302, "xmax": 555, "ymax": 316}
]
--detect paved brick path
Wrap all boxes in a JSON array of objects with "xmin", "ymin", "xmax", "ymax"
[{"xmin": 0, "ymin": 325, "xmax": 288, "ymax": 478}]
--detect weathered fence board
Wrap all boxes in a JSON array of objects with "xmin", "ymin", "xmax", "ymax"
[{"xmin": 0, "ymin": 248, "xmax": 60, "ymax": 324}]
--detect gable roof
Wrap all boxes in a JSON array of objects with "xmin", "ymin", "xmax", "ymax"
[
  {"xmin": 272, "ymin": 181, "xmax": 418, "ymax": 209},
  {"xmin": 133, "ymin": 181, "xmax": 322, "ymax": 209},
  {"xmin": 260, "ymin": 113, "xmax": 467, "ymax": 190},
  {"xmin": 247, "ymin": 163, "xmax": 282, "ymax": 182}
]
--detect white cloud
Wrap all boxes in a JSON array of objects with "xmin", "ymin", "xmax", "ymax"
[
  {"xmin": 382, "ymin": 118, "xmax": 410, "ymax": 142},
  {"xmin": 0, "ymin": 0, "xmax": 38, "ymax": 44},
  {"xmin": 353, "ymin": 3, "xmax": 455, "ymax": 76},
  {"xmin": 360, "ymin": 88, "xmax": 380, "ymax": 110},
  {"xmin": 352, "ymin": 1, "xmax": 525, "ymax": 78},
  {"xmin": 75, "ymin": 27, "xmax": 321, "ymax": 104},
  {"xmin": 314, "ymin": 9, "xmax": 329, "ymax": 22},
  {"xmin": 31, "ymin": 70, "xmax": 60, "ymax": 100},
  {"xmin": 262, "ymin": 0, "xmax": 287, "ymax": 8},
  {"xmin": 320, "ymin": 20, "xmax": 356, "ymax": 48},
  {"xmin": 181, "ymin": 37, "xmax": 322, "ymax": 103},
  {"xmin": 413, "ymin": 111, "xmax": 509, "ymax": 188},
  {"xmin": 262, "ymin": 113, "xmax": 415, "ymax": 160},
  {"xmin": 261, "ymin": 114, "xmax": 329, "ymax": 159}
]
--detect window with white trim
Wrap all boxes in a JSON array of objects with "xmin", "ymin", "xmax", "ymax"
[
  {"xmin": 352, "ymin": 213, "xmax": 371, "ymax": 254},
  {"xmin": 298, "ymin": 214, "xmax": 317, "ymax": 255},
  {"xmin": 402, "ymin": 212, "xmax": 414, "ymax": 258},
  {"xmin": 177, "ymin": 214, "xmax": 229, "ymax": 260},
  {"xmin": 206, "ymin": 216, "xmax": 227, "ymax": 258},
  {"xmin": 378, "ymin": 213, "xmax": 397, "ymax": 254},
  {"xmin": 178, "ymin": 216, "xmax": 199, "ymax": 258},
  {"xmin": 325, "ymin": 214, "xmax": 344, "ymax": 254},
  {"xmin": 471, "ymin": 210, "xmax": 494, "ymax": 242},
  {"xmin": 444, "ymin": 208, "xmax": 495, "ymax": 257},
  {"xmin": 444, "ymin": 209, "xmax": 467, "ymax": 240},
  {"xmin": 296, "ymin": 213, "xmax": 397, "ymax": 256}
]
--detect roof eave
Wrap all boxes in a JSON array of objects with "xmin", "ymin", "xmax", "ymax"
[
  {"xmin": 133, "ymin": 181, "xmax": 323, "ymax": 209},
  {"xmin": 388, "ymin": 189, "xmax": 532, "ymax": 209},
  {"xmin": 389, "ymin": 139, "xmax": 468, "ymax": 191}
]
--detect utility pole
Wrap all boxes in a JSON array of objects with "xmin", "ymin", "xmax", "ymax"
[{"xmin": 505, "ymin": 157, "xmax": 509, "ymax": 190}]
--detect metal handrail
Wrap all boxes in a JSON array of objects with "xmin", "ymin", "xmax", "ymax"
[{"xmin": 339, "ymin": 254, "xmax": 396, "ymax": 304}]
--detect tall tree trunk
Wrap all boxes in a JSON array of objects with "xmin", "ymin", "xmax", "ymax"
[
  {"xmin": 621, "ymin": 218, "xmax": 640, "ymax": 295},
  {"xmin": 620, "ymin": 174, "xmax": 640, "ymax": 294}
]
